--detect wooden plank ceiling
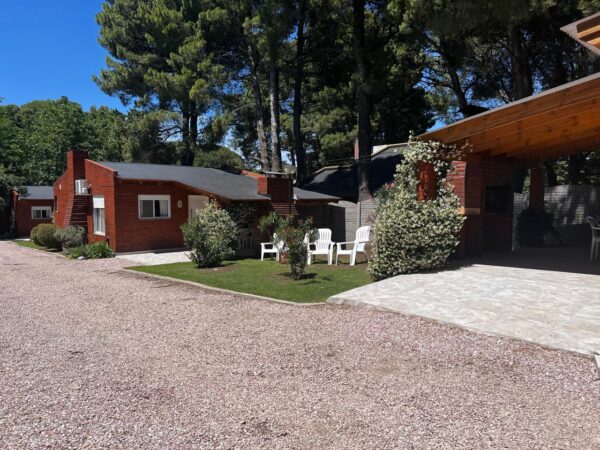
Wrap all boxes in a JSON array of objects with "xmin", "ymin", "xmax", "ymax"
[
  {"xmin": 420, "ymin": 72, "xmax": 600, "ymax": 162},
  {"xmin": 577, "ymin": 14, "xmax": 600, "ymax": 52}
]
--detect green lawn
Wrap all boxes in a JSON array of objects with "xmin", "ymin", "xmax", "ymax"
[
  {"xmin": 129, "ymin": 259, "xmax": 373, "ymax": 303},
  {"xmin": 14, "ymin": 240, "xmax": 46, "ymax": 250}
]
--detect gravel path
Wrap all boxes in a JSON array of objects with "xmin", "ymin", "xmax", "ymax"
[{"xmin": 1, "ymin": 241, "xmax": 599, "ymax": 449}]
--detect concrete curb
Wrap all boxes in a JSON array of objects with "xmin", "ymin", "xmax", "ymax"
[{"xmin": 122, "ymin": 268, "xmax": 326, "ymax": 307}]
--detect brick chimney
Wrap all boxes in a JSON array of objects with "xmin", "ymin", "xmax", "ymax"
[
  {"xmin": 353, "ymin": 138, "xmax": 360, "ymax": 161},
  {"xmin": 67, "ymin": 146, "xmax": 89, "ymax": 181},
  {"xmin": 257, "ymin": 174, "xmax": 292, "ymax": 202},
  {"xmin": 257, "ymin": 174, "xmax": 296, "ymax": 216}
]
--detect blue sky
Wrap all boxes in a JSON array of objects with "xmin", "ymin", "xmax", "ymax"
[{"xmin": 0, "ymin": 1, "xmax": 126, "ymax": 111}]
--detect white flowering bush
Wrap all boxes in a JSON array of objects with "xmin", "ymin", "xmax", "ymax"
[
  {"xmin": 181, "ymin": 203, "xmax": 238, "ymax": 268},
  {"xmin": 369, "ymin": 139, "xmax": 466, "ymax": 280}
]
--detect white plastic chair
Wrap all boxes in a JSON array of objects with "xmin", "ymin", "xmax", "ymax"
[
  {"xmin": 306, "ymin": 228, "xmax": 334, "ymax": 265},
  {"xmin": 335, "ymin": 226, "xmax": 371, "ymax": 266},
  {"xmin": 586, "ymin": 216, "xmax": 600, "ymax": 261},
  {"xmin": 261, "ymin": 233, "xmax": 285, "ymax": 261}
]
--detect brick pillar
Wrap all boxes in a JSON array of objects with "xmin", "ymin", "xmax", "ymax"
[
  {"xmin": 417, "ymin": 161, "xmax": 436, "ymax": 201},
  {"xmin": 67, "ymin": 148, "xmax": 89, "ymax": 181},
  {"xmin": 447, "ymin": 159, "xmax": 483, "ymax": 258},
  {"xmin": 529, "ymin": 166, "xmax": 545, "ymax": 212}
]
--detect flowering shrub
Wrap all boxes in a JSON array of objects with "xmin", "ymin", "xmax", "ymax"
[
  {"xmin": 369, "ymin": 139, "xmax": 466, "ymax": 280},
  {"xmin": 181, "ymin": 203, "xmax": 237, "ymax": 268}
]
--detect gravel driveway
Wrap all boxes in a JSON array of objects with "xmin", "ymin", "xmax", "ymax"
[{"xmin": 1, "ymin": 241, "xmax": 599, "ymax": 449}]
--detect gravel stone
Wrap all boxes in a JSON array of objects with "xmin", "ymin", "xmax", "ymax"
[{"xmin": 1, "ymin": 241, "xmax": 599, "ymax": 449}]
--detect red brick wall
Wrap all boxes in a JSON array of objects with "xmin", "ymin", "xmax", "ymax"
[
  {"xmin": 112, "ymin": 181, "xmax": 192, "ymax": 252},
  {"xmin": 14, "ymin": 199, "xmax": 54, "ymax": 237},
  {"xmin": 448, "ymin": 157, "xmax": 514, "ymax": 256},
  {"xmin": 53, "ymin": 173, "xmax": 70, "ymax": 228},
  {"xmin": 85, "ymin": 161, "xmax": 117, "ymax": 247},
  {"xmin": 53, "ymin": 149, "xmax": 88, "ymax": 228}
]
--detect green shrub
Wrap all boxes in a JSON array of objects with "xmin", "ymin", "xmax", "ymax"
[
  {"xmin": 65, "ymin": 245, "xmax": 87, "ymax": 259},
  {"xmin": 258, "ymin": 212, "xmax": 316, "ymax": 280},
  {"xmin": 181, "ymin": 203, "xmax": 238, "ymax": 268},
  {"xmin": 31, "ymin": 223, "xmax": 61, "ymax": 250},
  {"xmin": 279, "ymin": 219, "xmax": 316, "ymax": 280},
  {"xmin": 30, "ymin": 226, "xmax": 40, "ymax": 245},
  {"xmin": 85, "ymin": 241, "xmax": 115, "ymax": 259},
  {"xmin": 369, "ymin": 139, "xmax": 465, "ymax": 280},
  {"xmin": 55, "ymin": 226, "xmax": 86, "ymax": 249}
]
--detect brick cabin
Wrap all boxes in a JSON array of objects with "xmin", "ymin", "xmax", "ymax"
[
  {"xmin": 11, "ymin": 186, "xmax": 54, "ymax": 237},
  {"xmin": 53, "ymin": 149, "xmax": 337, "ymax": 253}
]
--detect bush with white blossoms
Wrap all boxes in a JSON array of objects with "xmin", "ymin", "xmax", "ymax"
[
  {"xmin": 181, "ymin": 203, "xmax": 238, "ymax": 268},
  {"xmin": 369, "ymin": 139, "xmax": 466, "ymax": 280}
]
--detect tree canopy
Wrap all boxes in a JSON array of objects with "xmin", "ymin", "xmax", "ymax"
[{"xmin": 2, "ymin": 0, "xmax": 600, "ymax": 192}]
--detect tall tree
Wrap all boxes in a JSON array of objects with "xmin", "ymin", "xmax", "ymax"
[
  {"xmin": 352, "ymin": 0, "xmax": 372, "ymax": 201},
  {"xmin": 292, "ymin": 0, "xmax": 308, "ymax": 182},
  {"xmin": 96, "ymin": 0, "xmax": 220, "ymax": 165},
  {"xmin": 254, "ymin": 0, "xmax": 296, "ymax": 172}
]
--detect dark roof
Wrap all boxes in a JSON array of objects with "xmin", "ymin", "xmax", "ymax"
[
  {"xmin": 99, "ymin": 162, "xmax": 337, "ymax": 202},
  {"xmin": 19, "ymin": 186, "xmax": 54, "ymax": 200},
  {"xmin": 301, "ymin": 144, "xmax": 406, "ymax": 201}
]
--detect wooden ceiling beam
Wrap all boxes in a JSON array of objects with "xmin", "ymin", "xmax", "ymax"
[
  {"xmin": 484, "ymin": 110, "xmax": 600, "ymax": 154},
  {"xmin": 422, "ymin": 74, "xmax": 600, "ymax": 143},
  {"xmin": 493, "ymin": 120, "xmax": 600, "ymax": 156},
  {"xmin": 586, "ymin": 36, "xmax": 600, "ymax": 47},
  {"xmin": 452, "ymin": 96, "xmax": 600, "ymax": 149},
  {"xmin": 502, "ymin": 126, "xmax": 600, "ymax": 158},
  {"xmin": 513, "ymin": 134, "xmax": 600, "ymax": 161},
  {"xmin": 517, "ymin": 142, "xmax": 600, "ymax": 162},
  {"xmin": 464, "ymin": 97, "xmax": 600, "ymax": 151},
  {"xmin": 577, "ymin": 15, "xmax": 600, "ymax": 39}
]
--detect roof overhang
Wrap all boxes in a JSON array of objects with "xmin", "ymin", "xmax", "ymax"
[
  {"xmin": 561, "ymin": 12, "xmax": 600, "ymax": 56},
  {"xmin": 420, "ymin": 72, "xmax": 600, "ymax": 163}
]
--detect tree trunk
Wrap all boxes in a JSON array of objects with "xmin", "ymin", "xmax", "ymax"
[
  {"xmin": 180, "ymin": 107, "xmax": 194, "ymax": 166},
  {"xmin": 189, "ymin": 103, "xmax": 198, "ymax": 165},
  {"xmin": 293, "ymin": 0, "xmax": 307, "ymax": 183},
  {"xmin": 248, "ymin": 44, "xmax": 270, "ymax": 171},
  {"xmin": 352, "ymin": 0, "xmax": 372, "ymax": 201},
  {"xmin": 567, "ymin": 153, "xmax": 588, "ymax": 184},
  {"xmin": 269, "ymin": 64, "xmax": 283, "ymax": 173},
  {"xmin": 507, "ymin": 25, "xmax": 533, "ymax": 101},
  {"xmin": 544, "ymin": 161, "xmax": 558, "ymax": 187}
]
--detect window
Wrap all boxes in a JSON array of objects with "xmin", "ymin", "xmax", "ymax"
[
  {"xmin": 31, "ymin": 206, "xmax": 52, "ymax": 220},
  {"xmin": 139, "ymin": 195, "xmax": 170, "ymax": 219},
  {"xmin": 93, "ymin": 196, "xmax": 106, "ymax": 235}
]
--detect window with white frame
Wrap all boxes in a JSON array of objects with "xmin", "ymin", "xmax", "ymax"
[
  {"xmin": 93, "ymin": 196, "xmax": 106, "ymax": 235},
  {"xmin": 138, "ymin": 195, "xmax": 170, "ymax": 219},
  {"xmin": 31, "ymin": 206, "xmax": 52, "ymax": 220}
]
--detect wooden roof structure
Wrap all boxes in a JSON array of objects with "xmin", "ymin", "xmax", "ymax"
[
  {"xmin": 420, "ymin": 72, "xmax": 600, "ymax": 163},
  {"xmin": 561, "ymin": 12, "xmax": 600, "ymax": 56}
]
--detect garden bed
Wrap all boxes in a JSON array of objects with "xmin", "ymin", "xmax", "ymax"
[{"xmin": 128, "ymin": 259, "xmax": 372, "ymax": 303}]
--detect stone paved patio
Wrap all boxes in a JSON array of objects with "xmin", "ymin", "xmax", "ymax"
[
  {"xmin": 116, "ymin": 250, "xmax": 190, "ymax": 266},
  {"xmin": 330, "ymin": 248, "xmax": 600, "ymax": 356}
]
